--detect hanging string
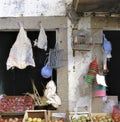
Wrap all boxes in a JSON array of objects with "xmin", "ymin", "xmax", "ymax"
[{"xmin": 18, "ymin": 21, "xmax": 24, "ymax": 28}]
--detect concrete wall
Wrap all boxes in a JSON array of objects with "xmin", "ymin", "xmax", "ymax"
[
  {"xmin": 0, "ymin": 0, "xmax": 72, "ymax": 17},
  {"xmin": 68, "ymin": 17, "xmax": 93, "ymax": 112}
]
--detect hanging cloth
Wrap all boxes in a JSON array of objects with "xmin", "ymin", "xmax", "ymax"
[
  {"xmin": 103, "ymin": 33, "xmax": 112, "ymax": 71},
  {"xmin": 6, "ymin": 26, "xmax": 35, "ymax": 70},
  {"xmin": 34, "ymin": 24, "xmax": 47, "ymax": 51},
  {"xmin": 103, "ymin": 33, "xmax": 112, "ymax": 59}
]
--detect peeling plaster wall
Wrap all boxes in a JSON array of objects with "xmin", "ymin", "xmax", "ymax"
[
  {"xmin": 0, "ymin": 0, "xmax": 72, "ymax": 17},
  {"xmin": 68, "ymin": 17, "xmax": 93, "ymax": 112}
]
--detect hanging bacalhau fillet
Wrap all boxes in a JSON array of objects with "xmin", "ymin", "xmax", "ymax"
[
  {"xmin": 6, "ymin": 26, "xmax": 35, "ymax": 70},
  {"xmin": 34, "ymin": 25, "xmax": 47, "ymax": 51}
]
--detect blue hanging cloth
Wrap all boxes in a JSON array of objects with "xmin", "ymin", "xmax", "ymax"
[{"xmin": 103, "ymin": 33, "xmax": 112, "ymax": 58}]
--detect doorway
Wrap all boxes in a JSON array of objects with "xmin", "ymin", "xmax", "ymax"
[
  {"xmin": 0, "ymin": 31, "xmax": 56, "ymax": 96},
  {"xmin": 103, "ymin": 30, "xmax": 120, "ymax": 101}
]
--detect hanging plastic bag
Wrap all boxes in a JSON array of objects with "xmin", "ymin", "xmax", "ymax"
[
  {"xmin": 44, "ymin": 80, "xmax": 61, "ymax": 108},
  {"xmin": 103, "ymin": 33, "xmax": 112, "ymax": 59},
  {"xmin": 6, "ymin": 26, "xmax": 35, "ymax": 70},
  {"xmin": 41, "ymin": 62, "xmax": 53, "ymax": 78},
  {"xmin": 34, "ymin": 24, "xmax": 47, "ymax": 51},
  {"xmin": 96, "ymin": 74, "xmax": 107, "ymax": 87},
  {"xmin": 47, "ymin": 43, "xmax": 64, "ymax": 68}
]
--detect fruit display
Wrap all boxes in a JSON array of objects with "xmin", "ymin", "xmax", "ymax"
[
  {"xmin": 69, "ymin": 112, "xmax": 92, "ymax": 122},
  {"xmin": 91, "ymin": 113, "xmax": 113, "ymax": 122},
  {"xmin": 23, "ymin": 110, "xmax": 47, "ymax": 122},
  {"xmin": 112, "ymin": 105, "xmax": 120, "ymax": 122},
  {"xmin": 51, "ymin": 113, "xmax": 66, "ymax": 122},
  {"xmin": 0, "ymin": 117, "xmax": 23, "ymax": 122},
  {"xmin": 25, "ymin": 117, "xmax": 45, "ymax": 122},
  {"xmin": 0, "ymin": 96, "xmax": 34, "ymax": 113},
  {"xmin": 71, "ymin": 116, "xmax": 91, "ymax": 122},
  {"xmin": 49, "ymin": 118, "xmax": 64, "ymax": 122}
]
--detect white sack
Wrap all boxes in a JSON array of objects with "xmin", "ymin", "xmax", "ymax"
[
  {"xmin": 6, "ymin": 26, "xmax": 35, "ymax": 70},
  {"xmin": 44, "ymin": 80, "xmax": 61, "ymax": 108}
]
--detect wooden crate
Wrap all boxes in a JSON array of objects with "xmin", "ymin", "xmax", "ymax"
[
  {"xmin": 91, "ymin": 113, "xmax": 113, "ymax": 122},
  {"xmin": 23, "ymin": 110, "xmax": 47, "ymax": 122}
]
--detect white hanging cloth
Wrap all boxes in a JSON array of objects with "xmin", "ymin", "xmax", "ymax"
[
  {"xmin": 34, "ymin": 25, "xmax": 47, "ymax": 51},
  {"xmin": 6, "ymin": 26, "xmax": 35, "ymax": 70}
]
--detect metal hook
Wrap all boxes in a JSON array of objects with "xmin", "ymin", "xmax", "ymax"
[
  {"xmin": 18, "ymin": 21, "xmax": 23, "ymax": 27},
  {"xmin": 38, "ymin": 21, "xmax": 42, "ymax": 28}
]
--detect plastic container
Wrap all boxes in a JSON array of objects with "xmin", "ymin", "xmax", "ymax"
[{"xmin": 93, "ymin": 90, "xmax": 106, "ymax": 97}]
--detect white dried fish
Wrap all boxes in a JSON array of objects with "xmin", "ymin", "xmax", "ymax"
[{"xmin": 6, "ymin": 26, "xmax": 35, "ymax": 70}]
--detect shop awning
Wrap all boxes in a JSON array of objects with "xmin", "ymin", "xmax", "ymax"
[{"xmin": 72, "ymin": 0, "xmax": 120, "ymax": 13}]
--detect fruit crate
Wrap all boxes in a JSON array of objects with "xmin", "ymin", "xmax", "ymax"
[
  {"xmin": 69, "ymin": 112, "xmax": 92, "ymax": 122},
  {"xmin": 0, "ymin": 113, "xmax": 24, "ymax": 122},
  {"xmin": 91, "ymin": 113, "xmax": 113, "ymax": 122},
  {"xmin": 51, "ymin": 112, "xmax": 66, "ymax": 122},
  {"xmin": 23, "ymin": 110, "xmax": 47, "ymax": 122},
  {"xmin": 0, "ymin": 96, "xmax": 34, "ymax": 114}
]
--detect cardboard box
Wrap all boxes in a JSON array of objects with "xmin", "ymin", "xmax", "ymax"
[
  {"xmin": 92, "ymin": 96, "xmax": 118, "ymax": 113},
  {"xmin": 23, "ymin": 110, "xmax": 47, "ymax": 122}
]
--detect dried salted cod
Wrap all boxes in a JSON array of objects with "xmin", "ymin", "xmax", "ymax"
[
  {"xmin": 6, "ymin": 26, "xmax": 35, "ymax": 70},
  {"xmin": 34, "ymin": 25, "xmax": 47, "ymax": 51}
]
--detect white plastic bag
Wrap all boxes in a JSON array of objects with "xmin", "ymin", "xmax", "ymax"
[
  {"xmin": 96, "ymin": 74, "xmax": 107, "ymax": 87},
  {"xmin": 44, "ymin": 80, "xmax": 61, "ymax": 108},
  {"xmin": 6, "ymin": 26, "xmax": 35, "ymax": 70}
]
